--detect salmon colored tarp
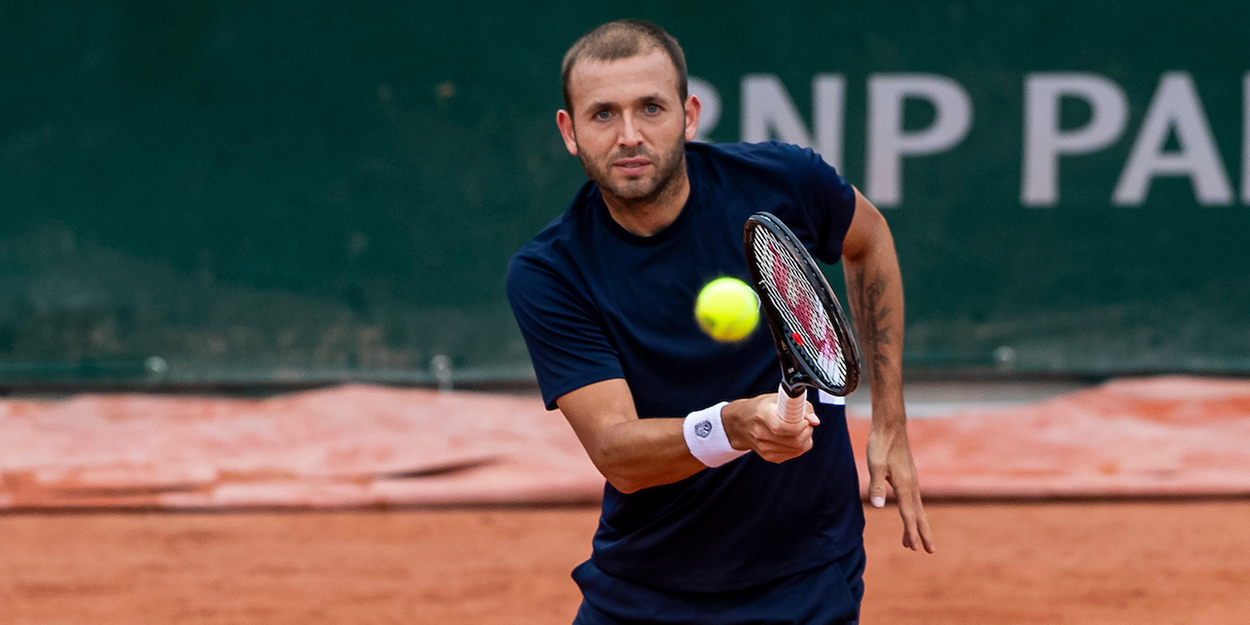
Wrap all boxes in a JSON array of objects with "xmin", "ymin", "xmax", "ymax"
[
  {"xmin": 1, "ymin": 376, "xmax": 1248, "ymax": 509},
  {"xmin": 847, "ymin": 376, "xmax": 1250, "ymax": 499},
  {"xmin": 0, "ymin": 386, "xmax": 602, "ymax": 509}
]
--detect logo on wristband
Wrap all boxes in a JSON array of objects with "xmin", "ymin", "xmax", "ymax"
[{"xmin": 694, "ymin": 420, "xmax": 713, "ymax": 438}]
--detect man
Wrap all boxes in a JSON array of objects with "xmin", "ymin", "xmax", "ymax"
[{"xmin": 507, "ymin": 19, "xmax": 933, "ymax": 624}]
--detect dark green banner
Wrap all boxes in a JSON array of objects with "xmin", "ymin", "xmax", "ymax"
[{"xmin": 2, "ymin": 1, "xmax": 1248, "ymax": 385}]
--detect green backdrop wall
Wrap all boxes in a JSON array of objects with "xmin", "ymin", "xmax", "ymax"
[{"xmin": 2, "ymin": 1, "xmax": 1248, "ymax": 385}]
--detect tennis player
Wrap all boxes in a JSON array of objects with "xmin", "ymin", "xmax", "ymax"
[{"xmin": 507, "ymin": 19, "xmax": 933, "ymax": 624}]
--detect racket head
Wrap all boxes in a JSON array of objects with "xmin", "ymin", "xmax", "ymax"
[{"xmin": 743, "ymin": 212, "xmax": 861, "ymax": 397}]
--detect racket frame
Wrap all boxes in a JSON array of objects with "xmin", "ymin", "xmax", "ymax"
[{"xmin": 743, "ymin": 212, "xmax": 861, "ymax": 417}]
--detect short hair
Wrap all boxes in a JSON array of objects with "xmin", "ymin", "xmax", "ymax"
[{"xmin": 561, "ymin": 19, "xmax": 688, "ymax": 114}]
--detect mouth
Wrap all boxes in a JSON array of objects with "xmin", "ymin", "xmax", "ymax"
[{"xmin": 614, "ymin": 158, "xmax": 652, "ymax": 177}]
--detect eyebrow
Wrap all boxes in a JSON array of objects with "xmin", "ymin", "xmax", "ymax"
[{"xmin": 585, "ymin": 92, "xmax": 669, "ymax": 113}]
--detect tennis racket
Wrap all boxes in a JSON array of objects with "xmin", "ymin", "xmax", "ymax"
[{"xmin": 743, "ymin": 212, "xmax": 860, "ymax": 423}]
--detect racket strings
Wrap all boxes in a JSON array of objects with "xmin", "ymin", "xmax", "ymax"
[{"xmin": 752, "ymin": 232, "xmax": 846, "ymax": 386}]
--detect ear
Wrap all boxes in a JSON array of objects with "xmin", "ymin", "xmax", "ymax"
[
  {"xmin": 556, "ymin": 110, "xmax": 579, "ymax": 156},
  {"xmin": 683, "ymin": 94, "xmax": 702, "ymax": 142}
]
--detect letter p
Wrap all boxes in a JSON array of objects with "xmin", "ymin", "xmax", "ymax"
[
  {"xmin": 866, "ymin": 74, "xmax": 972, "ymax": 207},
  {"xmin": 1022, "ymin": 73, "xmax": 1128, "ymax": 207}
]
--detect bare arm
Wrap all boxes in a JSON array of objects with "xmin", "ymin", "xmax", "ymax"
[
  {"xmin": 841, "ymin": 188, "xmax": 935, "ymax": 553},
  {"xmin": 555, "ymin": 379, "xmax": 818, "ymax": 494}
]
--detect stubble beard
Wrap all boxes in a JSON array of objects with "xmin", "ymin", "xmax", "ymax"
[{"xmin": 576, "ymin": 134, "xmax": 687, "ymax": 210}]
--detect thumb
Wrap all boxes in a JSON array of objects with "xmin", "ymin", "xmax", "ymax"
[{"xmin": 866, "ymin": 460, "xmax": 888, "ymax": 508}]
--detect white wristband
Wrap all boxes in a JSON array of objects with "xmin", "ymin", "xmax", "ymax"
[{"xmin": 683, "ymin": 401, "xmax": 747, "ymax": 468}]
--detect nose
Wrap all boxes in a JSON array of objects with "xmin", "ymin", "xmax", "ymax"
[{"xmin": 619, "ymin": 112, "xmax": 643, "ymax": 147}]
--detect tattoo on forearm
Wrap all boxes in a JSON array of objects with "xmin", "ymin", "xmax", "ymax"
[{"xmin": 846, "ymin": 266, "xmax": 893, "ymax": 385}]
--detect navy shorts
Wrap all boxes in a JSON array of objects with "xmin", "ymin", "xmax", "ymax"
[{"xmin": 571, "ymin": 543, "xmax": 866, "ymax": 625}]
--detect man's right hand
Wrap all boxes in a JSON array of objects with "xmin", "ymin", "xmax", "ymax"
[{"xmin": 721, "ymin": 394, "xmax": 819, "ymax": 464}]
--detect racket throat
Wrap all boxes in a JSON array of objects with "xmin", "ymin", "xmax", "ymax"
[{"xmin": 779, "ymin": 378, "xmax": 807, "ymax": 399}]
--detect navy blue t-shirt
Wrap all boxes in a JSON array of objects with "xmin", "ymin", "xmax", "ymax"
[{"xmin": 506, "ymin": 141, "xmax": 863, "ymax": 593}]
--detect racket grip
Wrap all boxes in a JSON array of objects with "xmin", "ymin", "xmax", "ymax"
[{"xmin": 776, "ymin": 383, "xmax": 807, "ymax": 423}]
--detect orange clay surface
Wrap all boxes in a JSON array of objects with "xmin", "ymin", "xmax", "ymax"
[{"xmin": 3, "ymin": 500, "xmax": 1250, "ymax": 624}]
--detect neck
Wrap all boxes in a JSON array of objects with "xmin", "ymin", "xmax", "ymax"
[{"xmin": 601, "ymin": 164, "xmax": 691, "ymax": 237}]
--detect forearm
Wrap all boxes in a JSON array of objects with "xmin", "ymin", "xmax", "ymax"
[
  {"xmin": 843, "ymin": 232, "xmax": 906, "ymax": 430},
  {"xmin": 585, "ymin": 395, "xmax": 769, "ymax": 492},
  {"xmin": 588, "ymin": 417, "xmax": 707, "ymax": 493},
  {"xmin": 559, "ymin": 381, "xmax": 815, "ymax": 493},
  {"xmin": 839, "ymin": 193, "xmax": 934, "ymax": 552},
  {"xmin": 558, "ymin": 379, "xmax": 736, "ymax": 493}
]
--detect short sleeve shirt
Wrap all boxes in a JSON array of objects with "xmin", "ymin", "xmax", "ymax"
[{"xmin": 507, "ymin": 141, "xmax": 862, "ymax": 593}]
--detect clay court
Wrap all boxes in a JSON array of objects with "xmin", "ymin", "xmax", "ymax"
[
  {"xmin": 4, "ymin": 378, "xmax": 1250, "ymax": 623},
  {"xmin": 4, "ymin": 500, "xmax": 1250, "ymax": 624}
]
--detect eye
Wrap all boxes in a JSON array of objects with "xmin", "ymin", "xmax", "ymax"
[
  {"xmin": 595, "ymin": 110, "xmax": 613, "ymax": 120},
  {"xmin": 644, "ymin": 104, "xmax": 661, "ymax": 114}
]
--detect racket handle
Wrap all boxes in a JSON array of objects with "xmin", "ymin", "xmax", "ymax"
[{"xmin": 777, "ymin": 383, "xmax": 807, "ymax": 423}]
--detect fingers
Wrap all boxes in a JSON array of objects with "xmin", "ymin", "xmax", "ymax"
[
  {"xmin": 891, "ymin": 474, "xmax": 936, "ymax": 554},
  {"xmin": 917, "ymin": 509, "xmax": 936, "ymax": 553},
  {"xmin": 898, "ymin": 499, "xmax": 931, "ymax": 553},
  {"xmin": 751, "ymin": 397, "xmax": 817, "ymax": 463},
  {"xmin": 865, "ymin": 432, "xmax": 936, "ymax": 554},
  {"xmin": 866, "ymin": 460, "xmax": 888, "ymax": 509},
  {"xmin": 899, "ymin": 499, "xmax": 920, "ymax": 550},
  {"xmin": 865, "ymin": 429, "xmax": 890, "ymax": 509},
  {"xmin": 804, "ymin": 401, "xmax": 820, "ymax": 426},
  {"xmin": 754, "ymin": 426, "xmax": 814, "ymax": 463},
  {"xmin": 908, "ymin": 478, "xmax": 936, "ymax": 553}
]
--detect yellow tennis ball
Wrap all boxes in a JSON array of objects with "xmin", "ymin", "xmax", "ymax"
[{"xmin": 695, "ymin": 277, "xmax": 760, "ymax": 342}]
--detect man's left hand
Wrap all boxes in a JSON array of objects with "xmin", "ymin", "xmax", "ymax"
[{"xmin": 866, "ymin": 425, "xmax": 936, "ymax": 553}]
